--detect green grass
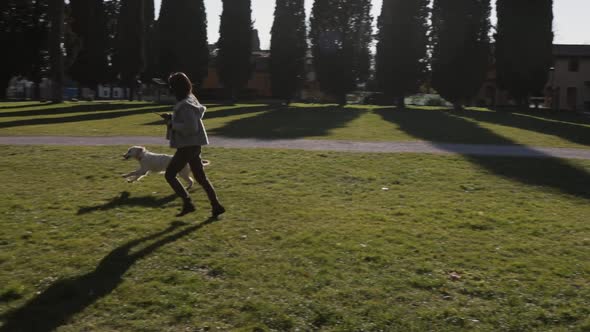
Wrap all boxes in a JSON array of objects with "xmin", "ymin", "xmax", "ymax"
[
  {"xmin": 1, "ymin": 101, "xmax": 590, "ymax": 148},
  {"xmin": 1, "ymin": 145, "xmax": 589, "ymax": 331}
]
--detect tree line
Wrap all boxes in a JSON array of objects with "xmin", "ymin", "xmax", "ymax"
[{"xmin": 1, "ymin": 0, "xmax": 553, "ymax": 109}]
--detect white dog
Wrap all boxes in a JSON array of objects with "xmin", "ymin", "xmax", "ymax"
[{"xmin": 122, "ymin": 146, "xmax": 208, "ymax": 189}]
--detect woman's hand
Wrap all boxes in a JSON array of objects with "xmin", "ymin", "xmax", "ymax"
[{"xmin": 160, "ymin": 113, "xmax": 172, "ymax": 121}]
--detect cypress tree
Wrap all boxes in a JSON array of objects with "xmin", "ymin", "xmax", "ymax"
[
  {"xmin": 375, "ymin": 0, "xmax": 429, "ymax": 107},
  {"xmin": 496, "ymin": 0, "xmax": 554, "ymax": 106},
  {"xmin": 144, "ymin": 0, "xmax": 154, "ymax": 26},
  {"xmin": 0, "ymin": 1, "xmax": 20, "ymax": 98},
  {"xmin": 26, "ymin": 0, "xmax": 50, "ymax": 98},
  {"xmin": 431, "ymin": 0, "xmax": 491, "ymax": 110},
  {"xmin": 115, "ymin": 0, "xmax": 145, "ymax": 100},
  {"xmin": 310, "ymin": 0, "xmax": 372, "ymax": 104},
  {"xmin": 49, "ymin": 0, "xmax": 65, "ymax": 102},
  {"xmin": 217, "ymin": 0, "xmax": 253, "ymax": 101},
  {"xmin": 68, "ymin": 0, "xmax": 109, "ymax": 94},
  {"xmin": 143, "ymin": 0, "xmax": 156, "ymax": 81},
  {"xmin": 157, "ymin": 0, "xmax": 208, "ymax": 86},
  {"xmin": 103, "ymin": 0, "xmax": 121, "ymax": 83},
  {"xmin": 270, "ymin": 0, "xmax": 307, "ymax": 103},
  {"xmin": 0, "ymin": 0, "xmax": 50, "ymax": 99},
  {"xmin": 353, "ymin": 0, "xmax": 372, "ymax": 86}
]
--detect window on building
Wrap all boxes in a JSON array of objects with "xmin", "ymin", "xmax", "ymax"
[{"xmin": 568, "ymin": 58, "xmax": 580, "ymax": 72}]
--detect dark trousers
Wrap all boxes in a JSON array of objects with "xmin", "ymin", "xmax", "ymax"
[{"xmin": 165, "ymin": 146, "xmax": 220, "ymax": 207}]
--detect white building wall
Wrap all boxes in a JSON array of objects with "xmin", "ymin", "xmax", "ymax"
[{"xmin": 97, "ymin": 85, "xmax": 127, "ymax": 100}]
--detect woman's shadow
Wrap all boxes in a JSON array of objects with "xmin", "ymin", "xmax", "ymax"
[
  {"xmin": 0, "ymin": 218, "xmax": 216, "ymax": 332},
  {"xmin": 77, "ymin": 191, "xmax": 177, "ymax": 215}
]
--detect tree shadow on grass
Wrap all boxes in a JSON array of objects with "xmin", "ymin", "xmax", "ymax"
[
  {"xmin": 77, "ymin": 191, "xmax": 177, "ymax": 215},
  {"xmin": 205, "ymin": 104, "xmax": 276, "ymax": 120},
  {"xmin": 141, "ymin": 104, "xmax": 276, "ymax": 126},
  {"xmin": 456, "ymin": 108, "xmax": 590, "ymax": 147},
  {"xmin": 0, "ymin": 105, "xmax": 171, "ymax": 129},
  {"xmin": 0, "ymin": 103, "xmax": 159, "ymax": 118},
  {"xmin": 376, "ymin": 108, "xmax": 590, "ymax": 199},
  {"xmin": 210, "ymin": 105, "xmax": 364, "ymax": 139},
  {"xmin": 386, "ymin": 107, "xmax": 512, "ymax": 145},
  {"xmin": 0, "ymin": 218, "xmax": 216, "ymax": 332},
  {"xmin": 0, "ymin": 102, "xmax": 53, "ymax": 111},
  {"xmin": 490, "ymin": 107, "xmax": 590, "ymax": 125}
]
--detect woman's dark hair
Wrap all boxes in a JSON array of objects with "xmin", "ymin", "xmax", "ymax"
[{"xmin": 168, "ymin": 72, "xmax": 193, "ymax": 99}]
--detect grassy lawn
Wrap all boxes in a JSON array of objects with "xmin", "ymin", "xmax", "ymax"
[
  {"xmin": 1, "ymin": 145, "xmax": 589, "ymax": 331},
  {"xmin": 1, "ymin": 101, "xmax": 590, "ymax": 148}
]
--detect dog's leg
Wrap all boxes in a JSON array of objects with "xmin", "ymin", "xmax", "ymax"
[
  {"xmin": 134, "ymin": 171, "xmax": 149, "ymax": 182},
  {"xmin": 121, "ymin": 171, "xmax": 136, "ymax": 178},
  {"xmin": 179, "ymin": 166, "xmax": 194, "ymax": 190},
  {"xmin": 126, "ymin": 174, "xmax": 140, "ymax": 183},
  {"xmin": 124, "ymin": 169, "xmax": 148, "ymax": 183}
]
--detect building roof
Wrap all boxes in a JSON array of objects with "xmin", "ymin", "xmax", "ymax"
[{"xmin": 554, "ymin": 44, "xmax": 590, "ymax": 57}]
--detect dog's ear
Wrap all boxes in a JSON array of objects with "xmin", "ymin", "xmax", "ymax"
[{"xmin": 140, "ymin": 146, "xmax": 146, "ymax": 152}]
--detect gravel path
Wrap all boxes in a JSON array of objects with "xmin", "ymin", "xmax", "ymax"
[{"xmin": 1, "ymin": 135, "xmax": 590, "ymax": 160}]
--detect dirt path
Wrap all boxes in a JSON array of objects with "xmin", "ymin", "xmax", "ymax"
[{"xmin": 1, "ymin": 135, "xmax": 590, "ymax": 160}]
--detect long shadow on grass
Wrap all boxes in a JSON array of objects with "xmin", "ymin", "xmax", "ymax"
[
  {"xmin": 456, "ymin": 108, "xmax": 590, "ymax": 147},
  {"xmin": 0, "ymin": 104, "xmax": 171, "ymax": 129},
  {"xmin": 205, "ymin": 104, "xmax": 276, "ymax": 120},
  {"xmin": 210, "ymin": 105, "xmax": 363, "ymax": 139},
  {"xmin": 0, "ymin": 103, "xmax": 157, "ymax": 118},
  {"xmin": 0, "ymin": 219, "xmax": 215, "ymax": 332},
  {"xmin": 491, "ymin": 107, "xmax": 590, "ymax": 125},
  {"xmin": 77, "ymin": 191, "xmax": 177, "ymax": 215},
  {"xmin": 376, "ymin": 108, "xmax": 590, "ymax": 199},
  {"xmin": 142, "ymin": 105, "xmax": 275, "ymax": 126},
  {"xmin": 0, "ymin": 102, "xmax": 53, "ymax": 111}
]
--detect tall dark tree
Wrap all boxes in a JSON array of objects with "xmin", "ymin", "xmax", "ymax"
[
  {"xmin": 49, "ymin": 0, "xmax": 65, "ymax": 102},
  {"xmin": 27, "ymin": 0, "xmax": 50, "ymax": 99},
  {"xmin": 0, "ymin": 3, "xmax": 10, "ymax": 98},
  {"xmin": 0, "ymin": 2, "xmax": 22, "ymax": 99},
  {"xmin": 270, "ymin": 0, "xmax": 307, "ymax": 103},
  {"xmin": 157, "ymin": 0, "xmax": 209, "ymax": 86},
  {"xmin": 496, "ymin": 0, "xmax": 554, "ymax": 105},
  {"xmin": 68, "ymin": 0, "xmax": 109, "ymax": 95},
  {"xmin": 431, "ymin": 0, "xmax": 491, "ymax": 110},
  {"xmin": 217, "ymin": 0, "xmax": 253, "ymax": 101},
  {"xmin": 375, "ymin": 0, "xmax": 429, "ymax": 107},
  {"xmin": 0, "ymin": 0, "xmax": 49, "ymax": 99},
  {"xmin": 352, "ymin": 0, "xmax": 372, "ymax": 86},
  {"xmin": 144, "ymin": 0, "xmax": 154, "ymax": 26},
  {"xmin": 142, "ymin": 0, "xmax": 157, "ymax": 81},
  {"xmin": 310, "ymin": 0, "xmax": 372, "ymax": 104},
  {"xmin": 103, "ymin": 0, "xmax": 121, "ymax": 83},
  {"xmin": 115, "ymin": 0, "xmax": 145, "ymax": 100}
]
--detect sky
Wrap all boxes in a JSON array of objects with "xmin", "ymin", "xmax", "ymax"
[{"xmin": 154, "ymin": 0, "xmax": 590, "ymax": 50}]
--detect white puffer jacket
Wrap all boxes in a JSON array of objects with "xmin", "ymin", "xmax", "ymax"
[{"xmin": 166, "ymin": 94, "xmax": 209, "ymax": 148}]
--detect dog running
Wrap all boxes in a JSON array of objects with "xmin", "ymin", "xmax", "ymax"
[{"xmin": 122, "ymin": 146, "xmax": 209, "ymax": 189}]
